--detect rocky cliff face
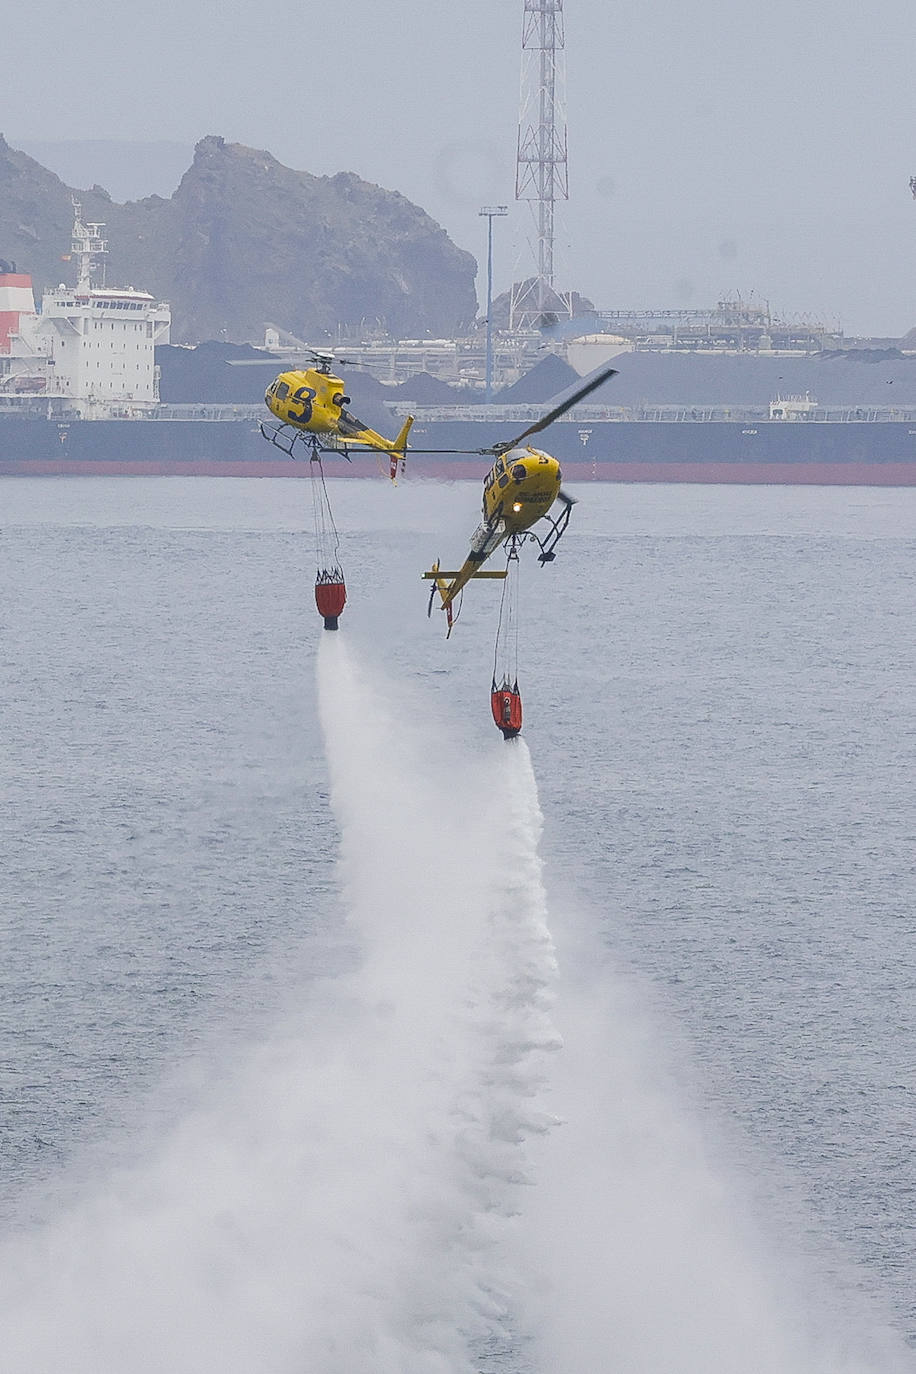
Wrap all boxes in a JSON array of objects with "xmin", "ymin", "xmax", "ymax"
[{"xmin": 0, "ymin": 134, "xmax": 478, "ymax": 343}]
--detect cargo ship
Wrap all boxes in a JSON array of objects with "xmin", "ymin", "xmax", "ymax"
[
  {"xmin": 4, "ymin": 210, "xmax": 916, "ymax": 484},
  {"xmin": 390, "ymin": 392, "xmax": 916, "ymax": 486}
]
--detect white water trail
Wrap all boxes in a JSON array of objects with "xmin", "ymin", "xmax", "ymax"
[
  {"xmin": 518, "ymin": 929, "xmax": 916, "ymax": 1374},
  {"xmin": 312, "ymin": 634, "xmax": 560, "ymax": 1369},
  {"xmin": 3, "ymin": 622, "xmax": 910, "ymax": 1374},
  {"xmin": 0, "ymin": 635, "xmax": 559, "ymax": 1374}
]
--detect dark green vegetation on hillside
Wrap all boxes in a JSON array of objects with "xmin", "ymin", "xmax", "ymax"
[{"xmin": 0, "ymin": 134, "xmax": 478, "ymax": 344}]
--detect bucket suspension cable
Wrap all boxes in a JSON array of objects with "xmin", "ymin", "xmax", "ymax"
[
  {"xmin": 310, "ymin": 454, "xmax": 347, "ymax": 630},
  {"xmin": 493, "ymin": 541, "xmax": 521, "ymax": 687},
  {"xmin": 310, "ymin": 454, "xmax": 342, "ymax": 576},
  {"xmin": 491, "ymin": 541, "xmax": 523, "ymax": 738}
]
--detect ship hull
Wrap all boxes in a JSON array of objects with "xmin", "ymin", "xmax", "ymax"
[
  {"xmin": 3, "ymin": 416, "xmax": 916, "ymax": 483},
  {"xmin": 404, "ymin": 418, "xmax": 916, "ymax": 473}
]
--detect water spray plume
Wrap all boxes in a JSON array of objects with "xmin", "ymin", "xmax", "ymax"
[
  {"xmin": 0, "ymin": 636, "xmax": 560, "ymax": 1374},
  {"xmin": 0, "ymin": 633, "xmax": 910, "ymax": 1373}
]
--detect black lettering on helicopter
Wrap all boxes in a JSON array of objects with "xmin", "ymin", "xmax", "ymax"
[{"xmin": 290, "ymin": 384, "xmax": 317, "ymax": 424}]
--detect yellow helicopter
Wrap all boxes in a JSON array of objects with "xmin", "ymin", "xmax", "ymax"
[
  {"xmin": 423, "ymin": 363, "xmax": 618, "ymax": 635},
  {"xmin": 261, "ymin": 348, "xmax": 413, "ymax": 480}
]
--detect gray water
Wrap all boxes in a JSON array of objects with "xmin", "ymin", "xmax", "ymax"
[{"xmin": 0, "ymin": 476, "xmax": 914, "ymax": 1372}]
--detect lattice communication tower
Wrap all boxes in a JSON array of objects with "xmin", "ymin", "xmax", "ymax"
[{"xmin": 510, "ymin": 0, "xmax": 572, "ymax": 331}]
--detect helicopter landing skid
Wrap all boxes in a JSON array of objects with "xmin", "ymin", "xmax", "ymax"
[{"xmin": 259, "ymin": 421, "xmax": 321, "ymax": 461}]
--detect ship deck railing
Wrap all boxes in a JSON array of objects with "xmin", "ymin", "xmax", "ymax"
[
  {"xmin": 0, "ymin": 401, "xmax": 265, "ymax": 422},
  {"xmin": 147, "ymin": 404, "xmax": 264, "ymax": 421},
  {"xmin": 5, "ymin": 399, "xmax": 916, "ymax": 425},
  {"xmin": 386, "ymin": 402, "xmax": 916, "ymax": 424}
]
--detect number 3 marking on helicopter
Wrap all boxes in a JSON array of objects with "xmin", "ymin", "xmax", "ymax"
[{"xmin": 290, "ymin": 385, "xmax": 316, "ymax": 424}]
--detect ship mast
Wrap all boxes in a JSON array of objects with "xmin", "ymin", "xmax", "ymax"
[
  {"xmin": 510, "ymin": 0, "xmax": 571, "ymax": 330},
  {"xmin": 70, "ymin": 198, "xmax": 108, "ymax": 291}
]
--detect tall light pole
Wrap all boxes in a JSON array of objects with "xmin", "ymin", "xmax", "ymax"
[{"xmin": 479, "ymin": 205, "xmax": 508, "ymax": 399}]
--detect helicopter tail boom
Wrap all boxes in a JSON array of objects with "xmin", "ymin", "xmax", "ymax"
[
  {"xmin": 389, "ymin": 415, "xmax": 414, "ymax": 480},
  {"xmin": 392, "ymin": 415, "xmax": 413, "ymax": 453},
  {"xmin": 423, "ymin": 560, "xmax": 508, "ymax": 637},
  {"xmin": 422, "ymin": 570, "xmax": 509, "ymax": 580}
]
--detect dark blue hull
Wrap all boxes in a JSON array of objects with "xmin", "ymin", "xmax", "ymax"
[
  {"xmin": 405, "ymin": 418, "xmax": 916, "ymax": 467},
  {"xmin": 0, "ymin": 417, "xmax": 265, "ymax": 464},
  {"xmin": 3, "ymin": 415, "xmax": 916, "ymax": 483}
]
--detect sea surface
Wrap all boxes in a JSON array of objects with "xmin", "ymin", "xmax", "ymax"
[{"xmin": 1, "ymin": 475, "xmax": 914, "ymax": 1372}]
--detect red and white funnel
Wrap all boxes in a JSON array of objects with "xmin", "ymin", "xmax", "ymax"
[{"xmin": 0, "ymin": 262, "xmax": 37, "ymax": 354}]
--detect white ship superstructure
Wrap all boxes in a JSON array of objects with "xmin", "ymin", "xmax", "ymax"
[{"xmin": 0, "ymin": 200, "xmax": 170, "ymax": 418}]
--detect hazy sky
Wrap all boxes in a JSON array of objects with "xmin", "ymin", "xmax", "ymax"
[{"xmin": 5, "ymin": 0, "xmax": 916, "ymax": 335}]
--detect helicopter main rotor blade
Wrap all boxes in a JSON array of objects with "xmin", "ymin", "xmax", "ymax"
[{"xmin": 483, "ymin": 363, "xmax": 619, "ymax": 456}]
